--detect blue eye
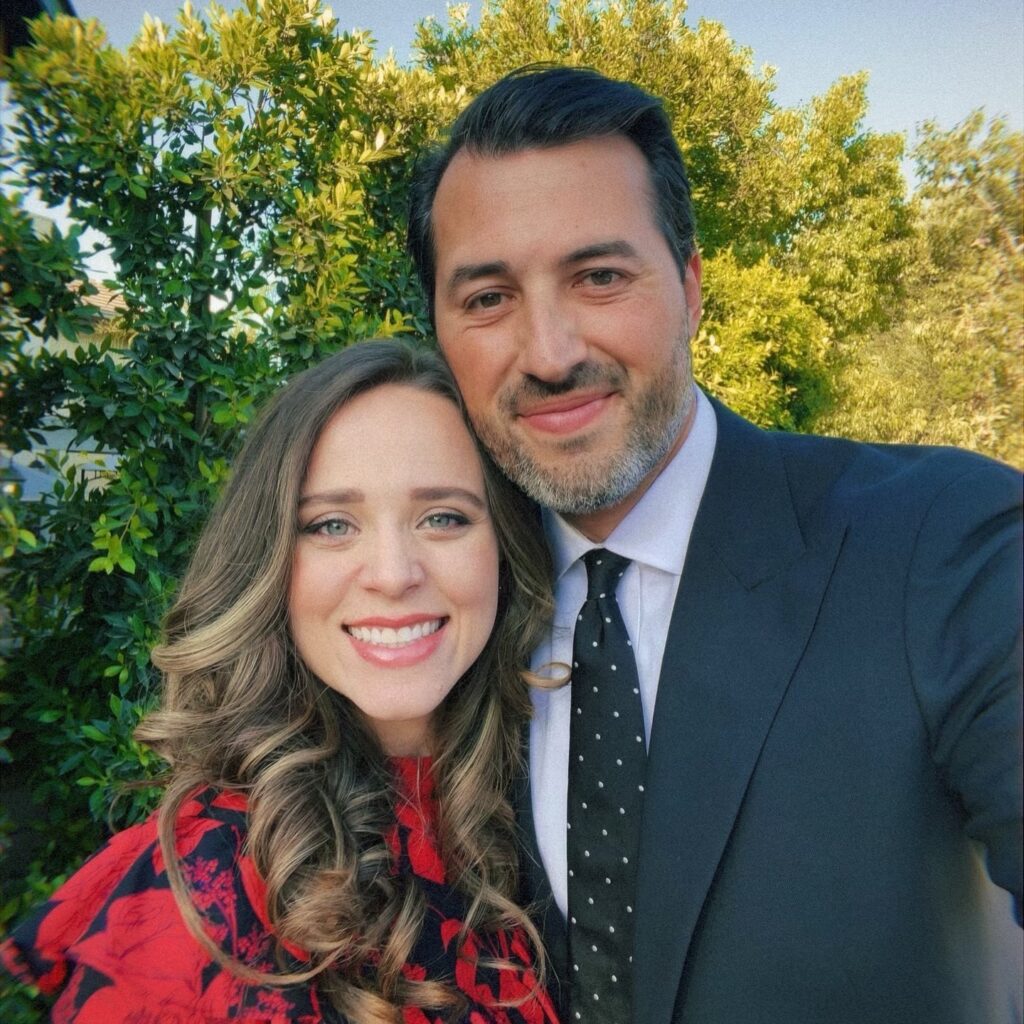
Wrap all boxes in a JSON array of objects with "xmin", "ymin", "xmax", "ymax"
[
  {"xmin": 303, "ymin": 517, "xmax": 352, "ymax": 537},
  {"xmin": 424, "ymin": 512, "xmax": 469, "ymax": 529}
]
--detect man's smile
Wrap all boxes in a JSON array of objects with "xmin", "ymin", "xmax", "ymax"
[{"xmin": 516, "ymin": 391, "xmax": 617, "ymax": 435}]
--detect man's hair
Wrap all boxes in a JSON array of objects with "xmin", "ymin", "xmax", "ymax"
[{"xmin": 407, "ymin": 63, "xmax": 697, "ymax": 324}]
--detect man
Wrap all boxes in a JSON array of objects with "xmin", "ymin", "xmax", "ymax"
[{"xmin": 408, "ymin": 66, "xmax": 1023, "ymax": 1023}]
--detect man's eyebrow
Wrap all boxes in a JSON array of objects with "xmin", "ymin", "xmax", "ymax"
[
  {"xmin": 445, "ymin": 261, "xmax": 510, "ymax": 297},
  {"xmin": 561, "ymin": 240, "xmax": 640, "ymax": 266},
  {"xmin": 298, "ymin": 489, "xmax": 363, "ymax": 507},
  {"xmin": 411, "ymin": 486, "xmax": 487, "ymax": 510},
  {"xmin": 443, "ymin": 242, "xmax": 639, "ymax": 297}
]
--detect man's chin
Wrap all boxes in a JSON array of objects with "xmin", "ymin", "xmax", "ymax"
[{"xmin": 497, "ymin": 451, "xmax": 637, "ymax": 515}]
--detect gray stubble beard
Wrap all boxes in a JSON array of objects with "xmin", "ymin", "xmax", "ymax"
[{"xmin": 476, "ymin": 338, "xmax": 695, "ymax": 516}]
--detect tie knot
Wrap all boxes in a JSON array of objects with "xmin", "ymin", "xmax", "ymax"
[{"xmin": 582, "ymin": 548, "xmax": 631, "ymax": 601}]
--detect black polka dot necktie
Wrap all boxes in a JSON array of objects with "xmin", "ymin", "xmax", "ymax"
[{"xmin": 567, "ymin": 549, "xmax": 646, "ymax": 1022}]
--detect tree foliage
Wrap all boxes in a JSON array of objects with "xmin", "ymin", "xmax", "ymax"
[
  {"xmin": 0, "ymin": 0, "xmax": 1019, "ymax": 1016},
  {"xmin": 818, "ymin": 113, "xmax": 1023, "ymax": 466},
  {"xmin": 696, "ymin": 251, "xmax": 830, "ymax": 428}
]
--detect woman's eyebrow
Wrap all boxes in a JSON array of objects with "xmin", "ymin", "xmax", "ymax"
[
  {"xmin": 298, "ymin": 489, "xmax": 363, "ymax": 507},
  {"xmin": 298, "ymin": 487, "xmax": 486, "ymax": 510},
  {"xmin": 411, "ymin": 487, "xmax": 487, "ymax": 509}
]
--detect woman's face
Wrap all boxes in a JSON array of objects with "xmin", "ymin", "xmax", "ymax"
[{"xmin": 288, "ymin": 383, "xmax": 500, "ymax": 756}]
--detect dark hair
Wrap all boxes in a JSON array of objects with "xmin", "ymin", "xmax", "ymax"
[{"xmin": 407, "ymin": 64, "xmax": 697, "ymax": 324}]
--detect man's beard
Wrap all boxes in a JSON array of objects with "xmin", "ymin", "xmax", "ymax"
[{"xmin": 475, "ymin": 344, "xmax": 694, "ymax": 516}]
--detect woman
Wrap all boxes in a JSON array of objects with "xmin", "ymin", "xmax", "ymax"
[{"xmin": 2, "ymin": 340, "xmax": 560, "ymax": 1024}]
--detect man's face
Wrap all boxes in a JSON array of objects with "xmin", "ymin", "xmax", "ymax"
[{"xmin": 431, "ymin": 135, "xmax": 702, "ymax": 537}]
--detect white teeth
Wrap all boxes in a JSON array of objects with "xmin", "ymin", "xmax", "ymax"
[{"xmin": 347, "ymin": 619, "xmax": 443, "ymax": 647}]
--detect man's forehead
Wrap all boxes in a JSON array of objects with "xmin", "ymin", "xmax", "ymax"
[
  {"xmin": 439, "ymin": 133, "xmax": 646, "ymax": 181},
  {"xmin": 431, "ymin": 138, "xmax": 660, "ymax": 268}
]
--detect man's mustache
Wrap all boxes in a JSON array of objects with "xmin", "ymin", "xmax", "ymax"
[{"xmin": 502, "ymin": 362, "xmax": 626, "ymax": 410}]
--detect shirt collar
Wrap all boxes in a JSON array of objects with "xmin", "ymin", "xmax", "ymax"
[{"xmin": 544, "ymin": 386, "xmax": 717, "ymax": 579}]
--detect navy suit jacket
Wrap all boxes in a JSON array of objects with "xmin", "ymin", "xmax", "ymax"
[{"xmin": 521, "ymin": 399, "xmax": 1023, "ymax": 1024}]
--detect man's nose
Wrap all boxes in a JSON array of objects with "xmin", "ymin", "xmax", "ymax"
[
  {"xmin": 515, "ymin": 296, "xmax": 587, "ymax": 383},
  {"xmin": 360, "ymin": 532, "xmax": 425, "ymax": 597}
]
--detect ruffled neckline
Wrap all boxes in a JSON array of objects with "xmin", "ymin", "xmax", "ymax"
[{"xmin": 387, "ymin": 757, "xmax": 444, "ymax": 883}]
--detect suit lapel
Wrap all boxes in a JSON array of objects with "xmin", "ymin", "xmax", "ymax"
[{"xmin": 633, "ymin": 403, "xmax": 847, "ymax": 1024}]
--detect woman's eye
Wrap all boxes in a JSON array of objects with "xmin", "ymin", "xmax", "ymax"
[
  {"xmin": 303, "ymin": 517, "xmax": 351, "ymax": 537},
  {"xmin": 423, "ymin": 511, "xmax": 469, "ymax": 529}
]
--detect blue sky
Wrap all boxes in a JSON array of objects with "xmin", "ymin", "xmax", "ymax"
[{"xmin": 70, "ymin": 0, "xmax": 1024, "ymax": 144}]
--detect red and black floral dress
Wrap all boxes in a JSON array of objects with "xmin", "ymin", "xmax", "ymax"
[{"xmin": 1, "ymin": 757, "xmax": 558, "ymax": 1024}]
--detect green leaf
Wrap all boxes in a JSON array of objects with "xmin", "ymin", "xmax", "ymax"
[{"xmin": 12, "ymin": 287, "xmax": 43, "ymax": 307}]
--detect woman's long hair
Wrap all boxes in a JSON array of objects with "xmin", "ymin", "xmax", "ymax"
[{"xmin": 139, "ymin": 339, "xmax": 554, "ymax": 1021}]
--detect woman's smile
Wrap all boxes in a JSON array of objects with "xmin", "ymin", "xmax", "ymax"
[{"xmin": 288, "ymin": 384, "xmax": 500, "ymax": 756}]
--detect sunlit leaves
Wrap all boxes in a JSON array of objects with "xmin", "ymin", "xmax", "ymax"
[{"xmin": 819, "ymin": 114, "xmax": 1023, "ymax": 467}]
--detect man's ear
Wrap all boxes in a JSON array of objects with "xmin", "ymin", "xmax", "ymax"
[{"xmin": 683, "ymin": 250, "xmax": 703, "ymax": 336}]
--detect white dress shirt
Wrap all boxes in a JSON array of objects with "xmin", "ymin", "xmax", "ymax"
[{"xmin": 529, "ymin": 386, "xmax": 718, "ymax": 916}]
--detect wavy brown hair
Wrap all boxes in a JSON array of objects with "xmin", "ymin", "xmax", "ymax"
[{"xmin": 139, "ymin": 339, "xmax": 554, "ymax": 1021}]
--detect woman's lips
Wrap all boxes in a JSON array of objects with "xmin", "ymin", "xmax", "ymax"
[
  {"xmin": 344, "ymin": 617, "xmax": 448, "ymax": 667},
  {"xmin": 517, "ymin": 393, "xmax": 613, "ymax": 435}
]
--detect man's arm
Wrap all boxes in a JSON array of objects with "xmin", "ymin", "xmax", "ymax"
[{"xmin": 904, "ymin": 459, "xmax": 1023, "ymax": 918}]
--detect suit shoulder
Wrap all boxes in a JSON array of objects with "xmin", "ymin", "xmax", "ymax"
[{"xmin": 769, "ymin": 430, "xmax": 1022, "ymax": 528}]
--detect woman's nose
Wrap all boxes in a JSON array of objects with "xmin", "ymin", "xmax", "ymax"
[{"xmin": 359, "ymin": 532, "xmax": 426, "ymax": 597}]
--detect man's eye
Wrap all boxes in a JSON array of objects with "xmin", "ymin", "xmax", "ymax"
[
  {"xmin": 468, "ymin": 291, "xmax": 504, "ymax": 310},
  {"xmin": 584, "ymin": 269, "xmax": 619, "ymax": 286}
]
